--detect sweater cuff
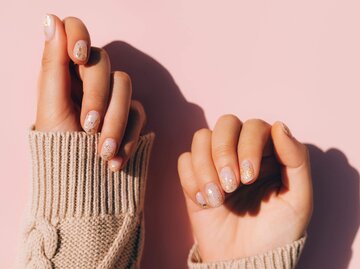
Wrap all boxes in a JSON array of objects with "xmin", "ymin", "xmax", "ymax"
[
  {"xmin": 28, "ymin": 128, "xmax": 154, "ymax": 223},
  {"xmin": 188, "ymin": 236, "xmax": 306, "ymax": 269}
]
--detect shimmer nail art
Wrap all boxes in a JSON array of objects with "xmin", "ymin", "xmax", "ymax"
[
  {"xmin": 281, "ymin": 122, "xmax": 293, "ymax": 138},
  {"xmin": 84, "ymin": 110, "xmax": 100, "ymax": 134},
  {"xmin": 219, "ymin": 166, "xmax": 238, "ymax": 193},
  {"xmin": 101, "ymin": 138, "xmax": 117, "ymax": 160},
  {"xmin": 204, "ymin": 183, "xmax": 224, "ymax": 208},
  {"xmin": 195, "ymin": 192, "xmax": 207, "ymax": 208},
  {"xmin": 73, "ymin": 40, "xmax": 88, "ymax": 61},
  {"xmin": 109, "ymin": 158, "xmax": 123, "ymax": 172},
  {"xmin": 241, "ymin": 160, "xmax": 255, "ymax": 183},
  {"xmin": 43, "ymin": 14, "xmax": 55, "ymax": 41}
]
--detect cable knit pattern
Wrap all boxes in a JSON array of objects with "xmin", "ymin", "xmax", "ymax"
[
  {"xmin": 187, "ymin": 236, "xmax": 306, "ymax": 269},
  {"xmin": 20, "ymin": 128, "xmax": 154, "ymax": 269}
]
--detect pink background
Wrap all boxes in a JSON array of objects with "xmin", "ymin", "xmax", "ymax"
[{"xmin": 0, "ymin": 1, "xmax": 359, "ymax": 268}]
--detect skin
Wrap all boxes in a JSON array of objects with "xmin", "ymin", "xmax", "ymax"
[
  {"xmin": 36, "ymin": 15, "xmax": 146, "ymax": 171},
  {"xmin": 178, "ymin": 116, "xmax": 313, "ymax": 261},
  {"xmin": 37, "ymin": 14, "xmax": 312, "ymax": 262}
]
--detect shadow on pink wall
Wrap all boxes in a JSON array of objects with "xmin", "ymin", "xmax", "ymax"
[
  {"xmin": 103, "ymin": 41, "xmax": 360, "ymax": 269},
  {"xmin": 297, "ymin": 146, "xmax": 359, "ymax": 269},
  {"xmin": 104, "ymin": 41, "xmax": 208, "ymax": 269}
]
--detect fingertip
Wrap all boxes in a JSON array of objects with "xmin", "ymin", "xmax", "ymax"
[
  {"xmin": 272, "ymin": 121, "xmax": 308, "ymax": 168},
  {"xmin": 109, "ymin": 157, "xmax": 124, "ymax": 172},
  {"xmin": 63, "ymin": 16, "xmax": 91, "ymax": 65}
]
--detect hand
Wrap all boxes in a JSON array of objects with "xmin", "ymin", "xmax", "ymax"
[
  {"xmin": 178, "ymin": 115, "xmax": 313, "ymax": 261},
  {"xmin": 36, "ymin": 14, "xmax": 146, "ymax": 171}
]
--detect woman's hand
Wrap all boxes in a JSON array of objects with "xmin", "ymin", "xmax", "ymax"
[
  {"xmin": 35, "ymin": 14, "xmax": 146, "ymax": 171},
  {"xmin": 178, "ymin": 115, "xmax": 313, "ymax": 261}
]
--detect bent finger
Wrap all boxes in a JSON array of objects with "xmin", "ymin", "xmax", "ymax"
[
  {"xmin": 108, "ymin": 100, "xmax": 146, "ymax": 172},
  {"xmin": 63, "ymin": 16, "xmax": 91, "ymax": 64}
]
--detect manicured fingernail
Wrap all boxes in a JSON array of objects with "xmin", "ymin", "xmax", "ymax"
[
  {"xmin": 43, "ymin": 14, "xmax": 55, "ymax": 41},
  {"xmin": 241, "ymin": 160, "xmax": 255, "ymax": 183},
  {"xmin": 195, "ymin": 192, "xmax": 207, "ymax": 208},
  {"xmin": 101, "ymin": 138, "xmax": 117, "ymax": 160},
  {"xmin": 204, "ymin": 183, "xmax": 224, "ymax": 208},
  {"xmin": 109, "ymin": 158, "xmax": 123, "ymax": 172},
  {"xmin": 219, "ymin": 166, "xmax": 238, "ymax": 193},
  {"xmin": 84, "ymin": 110, "xmax": 100, "ymax": 134},
  {"xmin": 281, "ymin": 122, "xmax": 293, "ymax": 138},
  {"xmin": 73, "ymin": 40, "xmax": 88, "ymax": 61}
]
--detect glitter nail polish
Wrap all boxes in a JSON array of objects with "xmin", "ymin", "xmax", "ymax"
[
  {"xmin": 241, "ymin": 160, "xmax": 255, "ymax": 183},
  {"xmin": 281, "ymin": 122, "xmax": 293, "ymax": 138},
  {"xmin": 73, "ymin": 40, "xmax": 88, "ymax": 61},
  {"xmin": 84, "ymin": 110, "xmax": 100, "ymax": 134},
  {"xmin": 195, "ymin": 192, "xmax": 207, "ymax": 208},
  {"xmin": 43, "ymin": 14, "xmax": 55, "ymax": 41},
  {"xmin": 204, "ymin": 183, "xmax": 224, "ymax": 208},
  {"xmin": 219, "ymin": 166, "xmax": 238, "ymax": 193},
  {"xmin": 101, "ymin": 138, "xmax": 117, "ymax": 160}
]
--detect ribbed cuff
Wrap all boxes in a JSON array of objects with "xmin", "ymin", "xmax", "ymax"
[
  {"xmin": 188, "ymin": 236, "xmax": 306, "ymax": 269},
  {"xmin": 28, "ymin": 128, "xmax": 154, "ymax": 223}
]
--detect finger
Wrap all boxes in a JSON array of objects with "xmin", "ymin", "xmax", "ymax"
[
  {"xmin": 79, "ymin": 48, "xmax": 111, "ymax": 134},
  {"xmin": 237, "ymin": 119, "xmax": 272, "ymax": 185},
  {"xmin": 37, "ymin": 14, "xmax": 72, "ymax": 131},
  {"xmin": 212, "ymin": 114, "xmax": 242, "ymax": 193},
  {"xmin": 99, "ymin": 71, "xmax": 132, "ymax": 161},
  {"xmin": 271, "ymin": 121, "xmax": 312, "ymax": 205},
  {"xmin": 178, "ymin": 152, "xmax": 206, "ymax": 211},
  {"xmin": 192, "ymin": 129, "xmax": 224, "ymax": 208},
  {"xmin": 108, "ymin": 100, "xmax": 146, "ymax": 172},
  {"xmin": 63, "ymin": 17, "xmax": 91, "ymax": 64}
]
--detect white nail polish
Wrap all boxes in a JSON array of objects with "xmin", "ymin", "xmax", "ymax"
[
  {"xmin": 205, "ymin": 183, "xmax": 224, "ymax": 208},
  {"xmin": 84, "ymin": 110, "xmax": 100, "ymax": 134},
  {"xmin": 73, "ymin": 40, "xmax": 88, "ymax": 61},
  {"xmin": 43, "ymin": 14, "xmax": 55, "ymax": 41},
  {"xmin": 241, "ymin": 160, "xmax": 255, "ymax": 183},
  {"xmin": 219, "ymin": 166, "xmax": 238, "ymax": 193},
  {"xmin": 101, "ymin": 138, "xmax": 117, "ymax": 160},
  {"xmin": 195, "ymin": 192, "xmax": 207, "ymax": 208}
]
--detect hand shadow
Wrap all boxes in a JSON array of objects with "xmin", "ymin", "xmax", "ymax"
[
  {"xmin": 297, "ymin": 145, "xmax": 360, "ymax": 269},
  {"xmin": 103, "ymin": 42, "xmax": 360, "ymax": 268},
  {"xmin": 103, "ymin": 41, "xmax": 208, "ymax": 269}
]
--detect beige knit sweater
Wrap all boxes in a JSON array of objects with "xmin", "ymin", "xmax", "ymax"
[{"xmin": 19, "ymin": 129, "xmax": 306, "ymax": 269}]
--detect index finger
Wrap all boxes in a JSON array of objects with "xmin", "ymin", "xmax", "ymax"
[{"xmin": 63, "ymin": 17, "xmax": 91, "ymax": 64}]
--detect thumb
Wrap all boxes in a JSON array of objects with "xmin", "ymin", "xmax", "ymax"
[
  {"xmin": 271, "ymin": 121, "xmax": 313, "ymax": 210},
  {"xmin": 36, "ymin": 14, "xmax": 75, "ymax": 131}
]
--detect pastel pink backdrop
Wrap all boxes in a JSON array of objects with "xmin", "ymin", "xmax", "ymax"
[{"xmin": 0, "ymin": 1, "xmax": 359, "ymax": 268}]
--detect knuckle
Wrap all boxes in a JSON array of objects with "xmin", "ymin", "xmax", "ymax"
[
  {"xmin": 218, "ymin": 114, "xmax": 240, "ymax": 125},
  {"xmin": 178, "ymin": 152, "xmax": 191, "ymax": 167},
  {"xmin": 244, "ymin": 118, "xmax": 269, "ymax": 127},
  {"xmin": 193, "ymin": 128, "xmax": 211, "ymax": 142},
  {"xmin": 213, "ymin": 144, "xmax": 234, "ymax": 159},
  {"xmin": 113, "ymin": 71, "xmax": 132, "ymax": 88},
  {"xmin": 130, "ymin": 101, "xmax": 146, "ymax": 121}
]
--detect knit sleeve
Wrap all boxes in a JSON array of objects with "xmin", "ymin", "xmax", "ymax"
[
  {"xmin": 19, "ymin": 128, "xmax": 154, "ymax": 269},
  {"xmin": 187, "ymin": 235, "xmax": 306, "ymax": 269}
]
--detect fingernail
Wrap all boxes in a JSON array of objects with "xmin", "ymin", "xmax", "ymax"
[
  {"xmin": 195, "ymin": 192, "xmax": 207, "ymax": 208},
  {"xmin": 73, "ymin": 40, "xmax": 88, "ymax": 61},
  {"xmin": 109, "ymin": 158, "xmax": 123, "ymax": 172},
  {"xmin": 219, "ymin": 166, "xmax": 238, "ymax": 193},
  {"xmin": 84, "ymin": 110, "xmax": 100, "ymax": 134},
  {"xmin": 43, "ymin": 14, "xmax": 55, "ymax": 41},
  {"xmin": 204, "ymin": 183, "xmax": 224, "ymax": 208},
  {"xmin": 281, "ymin": 122, "xmax": 293, "ymax": 138},
  {"xmin": 101, "ymin": 138, "xmax": 117, "ymax": 160},
  {"xmin": 241, "ymin": 160, "xmax": 255, "ymax": 183}
]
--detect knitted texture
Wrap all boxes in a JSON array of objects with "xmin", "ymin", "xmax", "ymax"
[
  {"xmin": 20, "ymin": 129, "xmax": 154, "ymax": 269},
  {"xmin": 187, "ymin": 236, "xmax": 306, "ymax": 269}
]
